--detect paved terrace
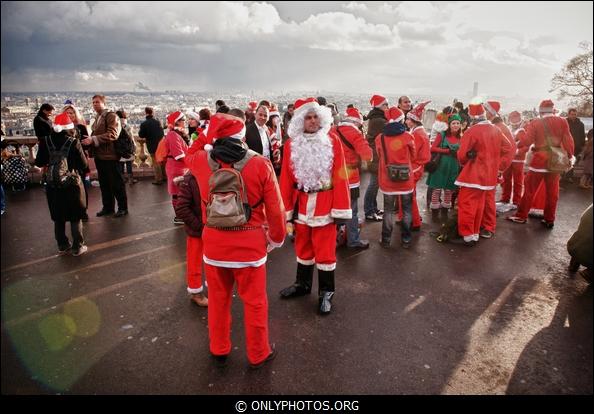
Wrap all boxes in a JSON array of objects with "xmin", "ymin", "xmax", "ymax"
[{"xmin": 1, "ymin": 174, "xmax": 592, "ymax": 395}]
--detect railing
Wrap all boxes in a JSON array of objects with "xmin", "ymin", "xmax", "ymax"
[{"xmin": 3, "ymin": 135, "xmax": 157, "ymax": 181}]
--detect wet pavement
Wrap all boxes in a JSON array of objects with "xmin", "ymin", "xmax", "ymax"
[{"xmin": 1, "ymin": 174, "xmax": 592, "ymax": 395}]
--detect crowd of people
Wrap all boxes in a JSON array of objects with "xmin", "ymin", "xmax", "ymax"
[{"xmin": 1, "ymin": 92, "xmax": 591, "ymax": 369}]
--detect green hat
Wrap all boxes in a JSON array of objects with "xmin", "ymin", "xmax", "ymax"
[{"xmin": 448, "ymin": 114, "xmax": 462, "ymax": 124}]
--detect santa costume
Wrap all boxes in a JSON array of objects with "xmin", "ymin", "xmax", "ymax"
[
  {"xmin": 279, "ymin": 98, "xmax": 352, "ymax": 315},
  {"xmin": 508, "ymin": 100, "xmax": 575, "ymax": 227},
  {"xmin": 455, "ymin": 103, "xmax": 513, "ymax": 245},
  {"xmin": 183, "ymin": 112, "xmax": 286, "ymax": 367},
  {"xmin": 500, "ymin": 111, "xmax": 528, "ymax": 206}
]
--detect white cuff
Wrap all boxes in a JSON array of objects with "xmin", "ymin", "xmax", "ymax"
[{"xmin": 331, "ymin": 208, "xmax": 352, "ymax": 219}]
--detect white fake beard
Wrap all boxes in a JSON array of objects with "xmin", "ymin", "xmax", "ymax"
[{"xmin": 290, "ymin": 130, "xmax": 333, "ymax": 192}]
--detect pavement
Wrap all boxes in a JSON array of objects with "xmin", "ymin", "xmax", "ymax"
[{"xmin": 1, "ymin": 174, "xmax": 592, "ymax": 395}]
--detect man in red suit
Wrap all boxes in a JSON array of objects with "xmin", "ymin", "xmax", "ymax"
[
  {"xmin": 508, "ymin": 100, "xmax": 574, "ymax": 228},
  {"xmin": 499, "ymin": 111, "xmax": 528, "ymax": 207},
  {"xmin": 184, "ymin": 112, "xmax": 286, "ymax": 369},
  {"xmin": 455, "ymin": 103, "xmax": 513, "ymax": 246},
  {"xmin": 279, "ymin": 98, "xmax": 352, "ymax": 315}
]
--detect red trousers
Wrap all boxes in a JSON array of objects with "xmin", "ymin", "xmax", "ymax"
[
  {"xmin": 501, "ymin": 163, "xmax": 524, "ymax": 205},
  {"xmin": 186, "ymin": 236, "xmax": 204, "ymax": 292},
  {"xmin": 458, "ymin": 187, "xmax": 487, "ymax": 241},
  {"xmin": 481, "ymin": 189, "xmax": 497, "ymax": 233},
  {"xmin": 516, "ymin": 171, "xmax": 560, "ymax": 222},
  {"xmin": 204, "ymin": 263, "xmax": 271, "ymax": 365},
  {"xmin": 295, "ymin": 222, "xmax": 337, "ymax": 270}
]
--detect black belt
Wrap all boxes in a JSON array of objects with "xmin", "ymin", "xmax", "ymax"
[
  {"xmin": 206, "ymin": 225, "xmax": 262, "ymax": 231},
  {"xmin": 295, "ymin": 185, "xmax": 333, "ymax": 194}
]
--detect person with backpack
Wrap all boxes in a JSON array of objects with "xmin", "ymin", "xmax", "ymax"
[
  {"xmin": 164, "ymin": 111, "xmax": 190, "ymax": 225},
  {"xmin": 184, "ymin": 112, "xmax": 286, "ymax": 369},
  {"xmin": 81, "ymin": 95, "xmax": 127, "ymax": 217},
  {"xmin": 35, "ymin": 112, "xmax": 89, "ymax": 256},
  {"xmin": 115, "ymin": 110, "xmax": 138, "ymax": 184},
  {"xmin": 279, "ymin": 98, "xmax": 352, "ymax": 315},
  {"xmin": 335, "ymin": 106, "xmax": 373, "ymax": 250}
]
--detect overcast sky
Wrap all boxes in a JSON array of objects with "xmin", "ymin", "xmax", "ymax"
[{"xmin": 1, "ymin": 1, "xmax": 592, "ymax": 100}]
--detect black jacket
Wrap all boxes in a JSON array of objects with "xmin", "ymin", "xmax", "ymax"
[
  {"xmin": 35, "ymin": 132, "xmax": 89, "ymax": 222},
  {"xmin": 567, "ymin": 117, "xmax": 586, "ymax": 155},
  {"xmin": 33, "ymin": 114, "xmax": 53, "ymax": 141},
  {"xmin": 245, "ymin": 121, "xmax": 271, "ymax": 157},
  {"xmin": 138, "ymin": 116, "xmax": 164, "ymax": 154}
]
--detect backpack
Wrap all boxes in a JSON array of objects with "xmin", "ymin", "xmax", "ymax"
[
  {"xmin": 205, "ymin": 150, "xmax": 258, "ymax": 228},
  {"xmin": 115, "ymin": 126, "xmax": 135, "ymax": 159},
  {"xmin": 155, "ymin": 138, "xmax": 168, "ymax": 164},
  {"xmin": 44, "ymin": 136, "xmax": 80, "ymax": 189}
]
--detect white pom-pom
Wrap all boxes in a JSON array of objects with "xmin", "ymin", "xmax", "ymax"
[
  {"xmin": 53, "ymin": 125, "xmax": 63, "ymax": 133},
  {"xmin": 204, "ymin": 144, "xmax": 213, "ymax": 152}
]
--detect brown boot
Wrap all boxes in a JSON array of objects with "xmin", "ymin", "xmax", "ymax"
[{"xmin": 190, "ymin": 293, "xmax": 208, "ymax": 307}]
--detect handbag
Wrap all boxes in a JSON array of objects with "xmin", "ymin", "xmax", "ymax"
[
  {"xmin": 542, "ymin": 118, "xmax": 571, "ymax": 173},
  {"xmin": 380, "ymin": 134, "xmax": 410, "ymax": 182},
  {"xmin": 425, "ymin": 132, "xmax": 446, "ymax": 173}
]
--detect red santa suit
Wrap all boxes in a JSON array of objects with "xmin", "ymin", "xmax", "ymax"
[
  {"xmin": 184, "ymin": 113, "xmax": 286, "ymax": 366},
  {"xmin": 278, "ymin": 98, "xmax": 351, "ymax": 315},
  {"xmin": 481, "ymin": 119, "xmax": 516, "ymax": 234},
  {"xmin": 455, "ymin": 112, "xmax": 513, "ymax": 243},
  {"xmin": 501, "ymin": 122, "xmax": 528, "ymax": 205},
  {"xmin": 335, "ymin": 122, "xmax": 373, "ymax": 190},
  {"xmin": 409, "ymin": 125, "xmax": 431, "ymax": 227},
  {"xmin": 514, "ymin": 103, "xmax": 574, "ymax": 224}
]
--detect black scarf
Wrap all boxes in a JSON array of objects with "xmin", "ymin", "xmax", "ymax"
[{"xmin": 211, "ymin": 138, "xmax": 247, "ymax": 164}]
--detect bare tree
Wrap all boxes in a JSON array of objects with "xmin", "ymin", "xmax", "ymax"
[{"xmin": 550, "ymin": 42, "xmax": 593, "ymax": 115}]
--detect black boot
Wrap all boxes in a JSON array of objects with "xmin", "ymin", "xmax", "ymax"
[
  {"xmin": 280, "ymin": 263, "xmax": 314, "ymax": 298},
  {"xmin": 318, "ymin": 269, "xmax": 335, "ymax": 315},
  {"xmin": 431, "ymin": 208, "xmax": 440, "ymax": 223},
  {"xmin": 440, "ymin": 208, "xmax": 449, "ymax": 223}
]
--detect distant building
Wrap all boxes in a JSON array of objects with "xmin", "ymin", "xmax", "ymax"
[{"xmin": 472, "ymin": 82, "xmax": 479, "ymax": 97}]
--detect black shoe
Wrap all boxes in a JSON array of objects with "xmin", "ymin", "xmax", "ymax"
[
  {"xmin": 347, "ymin": 240, "xmax": 369, "ymax": 250},
  {"xmin": 479, "ymin": 229, "xmax": 494, "ymax": 239},
  {"xmin": 411, "ymin": 225, "xmax": 421, "ymax": 232},
  {"xmin": 401, "ymin": 240, "xmax": 412, "ymax": 249},
  {"xmin": 318, "ymin": 291, "xmax": 334, "ymax": 315},
  {"xmin": 114, "ymin": 209, "xmax": 128, "ymax": 217},
  {"xmin": 541, "ymin": 219, "xmax": 554, "ymax": 229},
  {"xmin": 96, "ymin": 210, "xmax": 114, "ymax": 217},
  {"xmin": 365, "ymin": 213, "xmax": 383, "ymax": 222},
  {"xmin": 463, "ymin": 240, "xmax": 477, "ymax": 247},
  {"xmin": 249, "ymin": 344, "xmax": 277, "ymax": 369},
  {"xmin": 379, "ymin": 238, "xmax": 391, "ymax": 248},
  {"xmin": 279, "ymin": 284, "xmax": 311, "ymax": 298},
  {"xmin": 211, "ymin": 353, "xmax": 229, "ymax": 367},
  {"xmin": 151, "ymin": 181, "xmax": 163, "ymax": 185}
]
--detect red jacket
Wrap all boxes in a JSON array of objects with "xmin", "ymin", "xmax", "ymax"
[
  {"xmin": 335, "ymin": 123, "xmax": 373, "ymax": 188},
  {"xmin": 375, "ymin": 129, "xmax": 416, "ymax": 195},
  {"xmin": 494, "ymin": 121, "xmax": 516, "ymax": 171},
  {"xmin": 511, "ymin": 126, "xmax": 529, "ymax": 162},
  {"xmin": 173, "ymin": 173, "xmax": 203, "ymax": 238},
  {"xmin": 187, "ymin": 130, "xmax": 210, "ymax": 155},
  {"xmin": 455, "ymin": 121, "xmax": 513, "ymax": 190},
  {"xmin": 184, "ymin": 150, "xmax": 286, "ymax": 268},
  {"xmin": 410, "ymin": 126, "xmax": 431, "ymax": 180},
  {"xmin": 519, "ymin": 115, "xmax": 575, "ymax": 173},
  {"xmin": 280, "ymin": 133, "xmax": 352, "ymax": 226}
]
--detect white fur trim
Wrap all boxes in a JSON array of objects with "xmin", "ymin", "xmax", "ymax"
[
  {"xmin": 174, "ymin": 154, "xmax": 185, "ymax": 161},
  {"xmin": 388, "ymin": 115, "xmax": 404, "ymax": 124},
  {"xmin": 528, "ymin": 167, "xmax": 549, "ymax": 173},
  {"xmin": 380, "ymin": 189, "xmax": 414, "ymax": 195},
  {"xmin": 203, "ymin": 255, "xmax": 266, "ymax": 268},
  {"xmin": 317, "ymin": 262, "xmax": 336, "ymax": 271},
  {"xmin": 374, "ymin": 99, "xmax": 387, "ymax": 108},
  {"xmin": 483, "ymin": 102, "xmax": 498, "ymax": 116},
  {"xmin": 331, "ymin": 209, "xmax": 352, "ymax": 219},
  {"xmin": 172, "ymin": 175, "xmax": 185, "ymax": 186},
  {"xmin": 512, "ymin": 160, "xmax": 525, "ymax": 163},
  {"xmin": 288, "ymin": 104, "xmax": 333, "ymax": 142},
  {"xmin": 454, "ymin": 180, "xmax": 496, "ymax": 190},
  {"xmin": 285, "ymin": 210, "xmax": 294, "ymax": 222},
  {"xmin": 338, "ymin": 122, "xmax": 360, "ymax": 130},
  {"xmin": 53, "ymin": 122, "xmax": 74, "ymax": 132},
  {"xmin": 349, "ymin": 182, "xmax": 360, "ymax": 189},
  {"xmin": 293, "ymin": 101, "xmax": 320, "ymax": 118},
  {"xmin": 411, "ymin": 126, "xmax": 425, "ymax": 134},
  {"xmin": 187, "ymin": 286, "xmax": 204, "ymax": 294},
  {"xmin": 296, "ymin": 213, "xmax": 333, "ymax": 227},
  {"xmin": 230, "ymin": 125, "xmax": 246, "ymax": 140},
  {"xmin": 204, "ymin": 144, "xmax": 213, "ymax": 152},
  {"xmin": 297, "ymin": 257, "xmax": 315, "ymax": 266}
]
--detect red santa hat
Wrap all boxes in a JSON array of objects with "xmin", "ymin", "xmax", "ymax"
[
  {"xmin": 344, "ymin": 107, "xmax": 363, "ymax": 125},
  {"xmin": 539, "ymin": 99, "xmax": 555, "ymax": 113},
  {"xmin": 468, "ymin": 103, "xmax": 486, "ymax": 117},
  {"xmin": 247, "ymin": 101, "xmax": 258, "ymax": 111},
  {"xmin": 385, "ymin": 106, "xmax": 404, "ymax": 124},
  {"xmin": 205, "ymin": 112, "xmax": 246, "ymax": 144},
  {"xmin": 167, "ymin": 111, "xmax": 184, "ymax": 126},
  {"xmin": 53, "ymin": 112, "xmax": 75, "ymax": 133},
  {"xmin": 370, "ymin": 94, "xmax": 387, "ymax": 108},
  {"xmin": 406, "ymin": 100, "xmax": 431, "ymax": 123},
  {"xmin": 483, "ymin": 100, "xmax": 501, "ymax": 116},
  {"xmin": 508, "ymin": 111, "xmax": 522, "ymax": 125},
  {"xmin": 293, "ymin": 97, "xmax": 320, "ymax": 118}
]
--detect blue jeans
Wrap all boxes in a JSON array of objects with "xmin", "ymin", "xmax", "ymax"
[
  {"xmin": 346, "ymin": 192, "xmax": 361, "ymax": 246},
  {"xmin": 363, "ymin": 173, "xmax": 380, "ymax": 216},
  {"xmin": 382, "ymin": 193, "xmax": 413, "ymax": 244}
]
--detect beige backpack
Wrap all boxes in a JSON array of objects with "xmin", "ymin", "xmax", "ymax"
[{"xmin": 205, "ymin": 150, "xmax": 258, "ymax": 228}]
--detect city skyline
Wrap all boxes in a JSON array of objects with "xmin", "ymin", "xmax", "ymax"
[{"xmin": 1, "ymin": 1, "xmax": 592, "ymax": 101}]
